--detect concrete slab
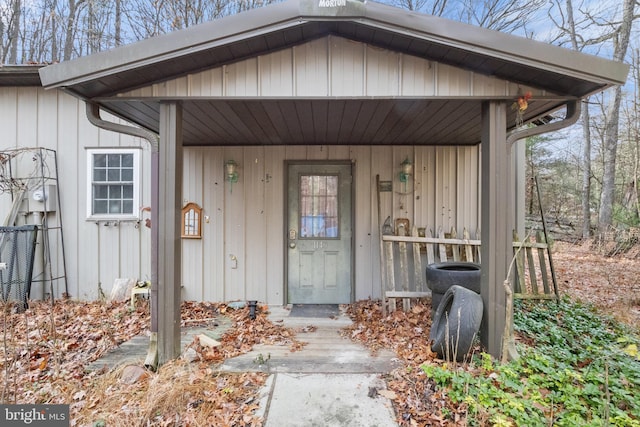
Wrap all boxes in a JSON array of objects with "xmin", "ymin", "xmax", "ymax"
[
  {"xmin": 224, "ymin": 305, "xmax": 400, "ymax": 426},
  {"xmin": 262, "ymin": 373, "xmax": 397, "ymax": 427},
  {"xmin": 87, "ymin": 305, "xmax": 401, "ymax": 426},
  {"xmin": 219, "ymin": 306, "xmax": 399, "ymax": 374},
  {"xmin": 86, "ymin": 317, "xmax": 232, "ymax": 372}
]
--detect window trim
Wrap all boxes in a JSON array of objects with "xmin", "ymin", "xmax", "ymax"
[{"xmin": 86, "ymin": 148, "xmax": 141, "ymax": 221}]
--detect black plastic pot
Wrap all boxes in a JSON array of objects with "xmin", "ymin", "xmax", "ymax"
[{"xmin": 426, "ymin": 262, "xmax": 481, "ymax": 314}]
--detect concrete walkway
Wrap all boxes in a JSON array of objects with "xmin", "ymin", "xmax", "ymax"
[
  {"xmin": 89, "ymin": 306, "xmax": 400, "ymax": 426},
  {"xmin": 220, "ymin": 306, "xmax": 400, "ymax": 427},
  {"xmin": 86, "ymin": 316, "xmax": 232, "ymax": 372}
]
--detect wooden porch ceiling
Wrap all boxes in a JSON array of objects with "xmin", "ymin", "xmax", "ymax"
[{"xmin": 100, "ymin": 97, "xmax": 563, "ymax": 146}]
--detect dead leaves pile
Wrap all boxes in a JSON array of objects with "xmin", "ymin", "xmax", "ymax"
[
  {"xmin": 0, "ymin": 300, "xmax": 302, "ymax": 426},
  {"xmin": 343, "ymin": 299, "xmax": 471, "ymax": 426},
  {"xmin": 0, "ymin": 298, "xmax": 150, "ymax": 404},
  {"xmin": 73, "ymin": 360, "xmax": 267, "ymax": 427},
  {"xmin": 182, "ymin": 301, "xmax": 305, "ymax": 362},
  {"xmin": 553, "ymin": 241, "xmax": 640, "ymax": 330}
]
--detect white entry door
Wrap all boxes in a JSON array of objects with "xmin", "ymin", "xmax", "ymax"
[{"xmin": 286, "ymin": 163, "xmax": 353, "ymax": 304}]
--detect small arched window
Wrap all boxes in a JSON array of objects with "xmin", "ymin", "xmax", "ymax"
[{"xmin": 181, "ymin": 202, "xmax": 202, "ymax": 239}]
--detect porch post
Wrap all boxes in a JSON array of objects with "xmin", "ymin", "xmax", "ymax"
[
  {"xmin": 157, "ymin": 101, "xmax": 183, "ymax": 364},
  {"xmin": 480, "ymin": 100, "xmax": 510, "ymax": 357}
]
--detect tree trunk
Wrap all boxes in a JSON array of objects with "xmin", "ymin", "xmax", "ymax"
[
  {"xmin": 0, "ymin": 16, "xmax": 5, "ymax": 63},
  {"xmin": 64, "ymin": 0, "xmax": 77, "ymax": 61},
  {"xmin": 8, "ymin": 0, "xmax": 21, "ymax": 63},
  {"xmin": 115, "ymin": 0, "xmax": 122, "ymax": 46},
  {"xmin": 565, "ymin": 0, "xmax": 594, "ymax": 238},
  {"xmin": 597, "ymin": 0, "xmax": 634, "ymax": 233},
  {"xmin": 51, "ymin": 0, "xmax": 59, "ymax": 62},
  {"xmin": 582, "ymin": 101, "xmax": 592, "ymax": 238}
]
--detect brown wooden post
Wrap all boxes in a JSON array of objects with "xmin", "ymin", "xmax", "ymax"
[
  {"xmin": 157, "ymin": 101, "xmax": 183, "ymax": 365},
  {"xmin": 480, "ymin": 100, "xmax": 510, "ymax": 358}
]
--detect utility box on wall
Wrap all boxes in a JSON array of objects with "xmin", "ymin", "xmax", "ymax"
[{"xmin": 26, "ymin": 185, "xmax": 57, "ymax": 213}]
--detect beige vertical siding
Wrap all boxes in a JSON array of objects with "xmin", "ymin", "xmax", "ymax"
[
  {"xmin": 0, "ymin": 87, "xmax": 150, "ymax": 301},
  {"xmin": 3, "ymin": 32, "xmax": 501, "ymax": 304},
  {"xmin": 1, "ymin": 88, "xmax": 481, "ymax": 303},
  {"xmin": 178, "ymin": 145, "xmax": 480, "ymax": 304},
  {"xmin": 119, "ymin": 35, "xmax": 539, "ymax": 99}
]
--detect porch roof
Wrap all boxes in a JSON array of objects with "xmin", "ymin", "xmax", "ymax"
[{"xmin": 38, "ymin": 0, "xmax": 629, "ymax": 146}]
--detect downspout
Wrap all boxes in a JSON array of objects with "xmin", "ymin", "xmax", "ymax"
[
  {"xmin": 86, "ymin": 102, "xmax": 161, "ymax": 369},
  {"xmin": 502, "ymin": 100, "xmax": 580, "ymax": 361}
]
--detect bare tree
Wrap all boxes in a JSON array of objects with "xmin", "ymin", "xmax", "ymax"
[
  {"xmin": 614, "ymin": 47, "xmax": 640, "ymax": 226},
  {"xmin": 0, "ymin": 15, "xmax": 4, "ymax": 62},
  {"xmin": 597, "ymin": 0, "xmax": 636, "ymax": 233},
  {"xmin": 550, "ymin": 0, "xmax": 638, "ymax": 235},
  {"xmin": 8, "ymin": 0, "xmax": 20, "ymax": 62},
  {"xmin": 456, "ymin": 0, "xmax": 545, "ymax": 34},
  {"xmin": 561, "ymin": 0, "xmax": 594, "ymax": 238},
  {"xmin": 63, "ymin": 0, "xmax": 86, "ymax": 61},
  {"xmin": 0, "ymin": 0, "xmax": 22, "ymax": 63},
  {"xmin": 390, "ymin": 0, "xmax": 449, "ymax": 14},
  {"xmin": 50, "ymin": 0, "xmax": 59, "ymax": 62},
  {"xmin": 1, "ymin": 1, "xmax": 15, "ymax": 62},
  {"xmin": 114, "ymin": 0, "xmax": 121, "ymax": 46}
]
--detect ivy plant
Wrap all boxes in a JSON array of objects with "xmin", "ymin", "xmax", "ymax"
[{"xmin": 421, "ymin": 298, "xmax": 640, "ymax": 426}]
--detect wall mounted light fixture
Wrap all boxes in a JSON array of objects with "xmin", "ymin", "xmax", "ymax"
[
  {"xmin": 399, "ymin": 158, "xmax": 412, "ymax": 182},
  {"xmin": 225, "ymin": 160, "xmax": 239, "ymax": 193},
  {"xmin": 399, "ymin": 158, "xmax": 412, "ymax": 190}
]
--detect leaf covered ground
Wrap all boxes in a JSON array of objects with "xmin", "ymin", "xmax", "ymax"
[
  {"xmin": 0, "ymin": 300, "xmax": 300, "ymax": 426},
  {"xmin": 0, "ymin": 240, "xmax": 638, "ymax": 426},
  {"xmin": 344, "ymin": 241, "xmax": 640, "ymax": 426}
]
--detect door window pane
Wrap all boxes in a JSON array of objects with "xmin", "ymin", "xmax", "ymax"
[{"xmin": 299, "ymin": 175, "xmax": 339, "ymax": 238}]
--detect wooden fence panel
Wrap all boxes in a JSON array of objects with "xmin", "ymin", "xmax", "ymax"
[
  {"xmin": 512, "ymin": 233, "xmax": 558, "ymax": 300},
  {"xmin": 381, "ymin": 227, "xmax": 481, "ymax": 312},
  {"xmin": 412, "ymin": 227, "xmax": 424, "ymax": 292}
]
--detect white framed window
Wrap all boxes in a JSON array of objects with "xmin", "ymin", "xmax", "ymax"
[{"xmin": 86, "ymin": 148, "xmax": 141, "ymax": 220}]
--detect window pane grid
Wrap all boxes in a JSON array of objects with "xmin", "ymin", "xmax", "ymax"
[
  {"xmin": 93, "ymin": 184, "xmax": 135, "ymax": 214},
  {"xmin": 91, "ymin": 152, "xmax": 136, "ymax": 216},
  {"xmin": 300, "ymin": 175, "xmax": 339, "ymax": 238}
]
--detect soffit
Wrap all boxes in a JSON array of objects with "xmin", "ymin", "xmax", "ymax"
[{"xmin": 98, "ymin": 97, "xmax": 563, "ymax": 146}]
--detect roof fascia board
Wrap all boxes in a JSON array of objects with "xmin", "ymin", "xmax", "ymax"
[
  {"xmin": 39, "ymin": 0, "xmax": 628, "ymax": 91},
  {"xmin": 0, "ymin": 64, "xmax": 44, "ymax": 86},
  {"xmin": 41, "ymin": 19, "xmax": 306, "ymax": 90},
  {"xmin": 350, "ymin": 2, "xmax": 628, "ymax": 86},
  {"xmin": 98, "ymin": 95, "xmax": 579, "ymax": 102},
  {"xmin": 354, "ymin": 18, "xmax": 628, "ymax": 87},
  {"xmin": 39, "ymin": 0, "xmax": 300, "ymax": 89}
]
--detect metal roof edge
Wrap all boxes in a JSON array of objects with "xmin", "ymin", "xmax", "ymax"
[
  {"xmin": 353, "ymin": 2, "xmax": 629, "ymax": 86},
  {"xmin": 39, "ymin": 0, "xmax": 629, "ymax": 91},
  {"xmin": 1, "ymin": 64, "xmax": 45, "ymax": 86},
  {"xmin": 39, "ymin": 0, "xmax": 300, "ymax": 89}
]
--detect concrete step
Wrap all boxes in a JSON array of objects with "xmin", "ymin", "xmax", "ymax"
[{"xmin": 220, "ymin": 307, "xmax": 398, "ymax": 374}]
